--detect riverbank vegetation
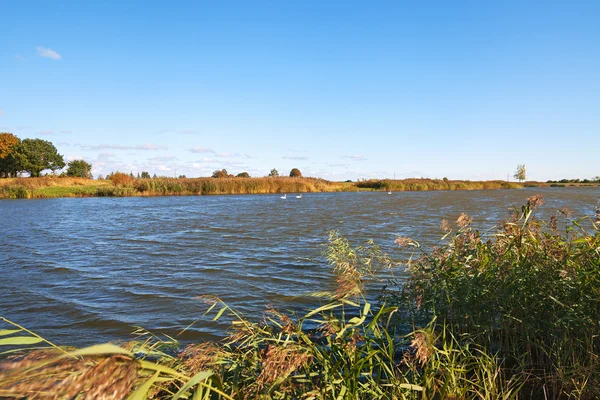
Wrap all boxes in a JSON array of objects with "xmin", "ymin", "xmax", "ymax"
[
  {"xmin": 3, "ymin": 174, "xmax": 600, "ymax": 200},
  {"xmin": 1, "ymin": 197, "xmax": 598, "ymax": 399}
]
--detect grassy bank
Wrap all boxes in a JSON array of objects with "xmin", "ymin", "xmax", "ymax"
[
  {"xmin": 0, "ymin": 176, "xmax": 351, "ymax": 199},
  {"xmin": 0, "ymin": 176, "xmax": 538, "ymax": 200},
  {"xmin": 1, "ymin": 197, "xmax": 598, "ymax": 399}
]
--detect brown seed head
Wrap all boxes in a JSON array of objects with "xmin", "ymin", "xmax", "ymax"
[
  {"xmin": 527, "ymin": 194, "xmax": 544, "ymax": 210},
  {"xmin": 456, "ymin": 213, "xmax": 472, "ymax": 229}
]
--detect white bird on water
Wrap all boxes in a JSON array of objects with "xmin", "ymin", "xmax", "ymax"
[
  {"xmin": 296, "ymin": 194, "xmax": 302, "ymax": 199},
  {"xmin": 280, "ymin": 194, "xmax": 287, "ymax": 199}
]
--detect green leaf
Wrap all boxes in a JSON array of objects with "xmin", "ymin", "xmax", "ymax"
[
  {"xmin": 68, "ymin": 343, "xmax": 134, "ymax": 357},
  {"xmin": 171, "ymin": 370, "xmax": 214, "ymax": 400},
  {"xmin": 0, "ymin": 336, "xmax": 44, "ymax": 345},
  {"xmin": 0, "ymin": 329, "xmax": 22, "ymax": 336},
  {"xmin": 127, "ymin": 371, "xmax": 160, "ymax": 400},
  {"xmin": 398, "ymin": 383, "xmax": 424, "ymax": 391}
]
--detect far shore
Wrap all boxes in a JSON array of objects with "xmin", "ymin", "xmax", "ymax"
[{"xmin": 0, "ymin": 176, "xmax": 597, "ymax": 200}]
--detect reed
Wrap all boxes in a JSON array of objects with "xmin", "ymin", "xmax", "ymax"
[
  {"xmin": 388, "ymin": 195, "xmax": 600, "ymax": 398},
  {"xmin": 0, "ymin": 176, "xmax": 535, "ymax": 199}
]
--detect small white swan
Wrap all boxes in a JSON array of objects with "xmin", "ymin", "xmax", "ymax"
[
  {"xmin": 387, "ymin": 191, "xmax": 392, "ymax": 194},
  {"xmin": 280, "ymin": 194, "xmax": 287, "ymax": 199},
  {"xmin": 296, "ymin": 194, "xmax": 302, "ymax": 199}
]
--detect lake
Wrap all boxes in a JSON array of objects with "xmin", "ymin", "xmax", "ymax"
[{"xmin": 1, "ymin": 187, "xmax": 598, "ymax": 347}]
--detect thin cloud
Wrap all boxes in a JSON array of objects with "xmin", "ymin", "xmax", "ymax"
[
  {"xmin": 327, "ymin": 163, "xmax": 350, "ymax": 167},
  {"xmin": 60, "ymin": 130, "xmax": 72, "ymax": 134},
  {"xmin": 16, "ymin": 126, "xmax": 31, "ymax": 131},
  {"xmin": 343, "ymin": 154, "xmax": 367, "ymax": 161},
  {"xmin": 36, "ymin": 46, "xmax": 61, "ymax": 60},
  {"xmin": 189, "ymin": 147, "xmax": 214, "ymax": 154},
  {"xmin": 282, "ymin": 156, "xmax": 309, "ymax": 160},
  {"xmin": 39, "ymin": 130, "xmax": 53, "ymax": 135},
  {"xmin": 188, "ymin": 147, "xmax": 241, "ymax": 158},
  {"xmin": 0, "ymin": 109, "xmax": 4, "ymax": 116},
  {"xmin": 148, "ymin": 156, "xmax": 178, "ymax": 162},
  {"xmin": 16, "ymin": 55, "xmax": 26, "ymax": 61},
  {"xmin": 86, "ymin": 144, "xmax": 168, "ymax": 151}
]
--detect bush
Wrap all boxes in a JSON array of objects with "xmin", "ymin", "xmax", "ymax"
[
  {"xmin": 108, "ymin": 172, "xmax": 132, "ymax": 186},
  {"xmin": 289, "ymin": 168, "xmax": 302, "ymax": 177}
]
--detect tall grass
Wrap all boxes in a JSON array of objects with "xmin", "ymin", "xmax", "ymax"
[
  {"xmin": 387, "ymin": 195, "xmax": 600, "ymax": 398},
  {"xmin": 0, "ymin": 176, "xmax": 532, "ymax": 199},
  {"xmin": 356, "ymin": 178, "xmax": 522, "ymax": 191}
]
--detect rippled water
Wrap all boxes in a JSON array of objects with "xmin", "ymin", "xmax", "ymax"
[{"xmin": 1, "ymin": 187, "xmax": 598, "ymax": 346}]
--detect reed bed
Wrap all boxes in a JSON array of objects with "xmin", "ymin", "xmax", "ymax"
[
  {"xmin": 0, "ymin": 176, "xmax": 350, "ymax": 199},
  {"xmin": 356, "ymin": 178, "xmax": 523, "ymax": 191},
  {"xmin": 1, "ymin": 197, "xmax": 598, "ymax": 399}
]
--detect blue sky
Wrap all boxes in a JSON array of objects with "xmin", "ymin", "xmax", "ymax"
[{"xmin": 1, "ymin": 1, "xmax": 599, "ymax": 181}]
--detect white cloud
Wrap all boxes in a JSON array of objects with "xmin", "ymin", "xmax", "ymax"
[
  {"xmin": 39, "ymin": 130, "xmax": 53, "ymax": 135},
  {"xmin": 189, "ymin": 147, "xmax": 214, "ymax": 154},
  {"xmin": 60, "ymin": 130, "xmax": 72, "ymax": 134},
  {"xmin": 86, "ymin": 143, "xmax": 168, "ymax": 151},
  {"xmin": 16, "ymin": 55, "xmax": 25, "ymax": 61},
  {"xmin": 36, "ymin": 46, "xmax": 62, "ymax": 60},
  {"xmin": 66, "ymin": 154, "xmax": 84, "ymax": 161},
  {"xmin": 343, "ymin": 154, "xmax": 367, "ymax": 161},
  {"xmin": 0, "ymin": 109, "xmax": 4, "ymax": 116},
  {"xmin": 327, "ymin": 163, "xmax": 350, "ymax": 167},
  {"xmin": 282, "ymin": 156, "xmax": 309, "ymax": 160}
]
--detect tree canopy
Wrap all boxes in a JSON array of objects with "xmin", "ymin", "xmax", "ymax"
[
  {"xmin": 236, "ymin": 172, "xmax": 250, "ymax": 178},
  {"xmin": 212, "ymin": 169, "xmax": 229, "ymax": 178},
  {"xmin": 0, "ymin": 133, "xmax": 21, "ymax": 178},
  {"xmin": 289, "ymin": 168, "xmax": 302, "ymax": 177},
  {"xmin": 66, "ymin": 159, "xmax": 93, "ymax": 178},
  {"xmin": 513, "ymin": 164, "xmax": 526, "ymax": 182},
  {"xmin": 269, "ymin": 168, "xmax": 279, "ymax": 177},
  {"xmin": 16, "ymin": 139, "xmax": 65, "ymax": 177}
]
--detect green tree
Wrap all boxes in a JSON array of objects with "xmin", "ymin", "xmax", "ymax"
[
  {"xmin": 513, "ymin": 164, "xmax": 526, "ymax": 183},
  {"xmin": 15, "ymin": 139, "xmax": 65, "ymax": 177},
  {"xmin": 66, "ymin": 159, "xmax": 93, "ymax": 178},
  {"xmin": 212, "ymin": 169, "xmax": 228, "ymax": 178},
  {"xmin": 236, "ymin": 172, "xmax": 250, "ymax": 178},
  {"xmin": 0, "ymin": 133, "xmax": 21, "ymax": 178},
  {"xmin": 141, "ymin": 171, "xmax": 151, "ymax": 179},
  {"xmin": 289, "ymin": 168, "xmax": 302, "ymax": 177},
  {"xmin": 269, "ymin": 168, "xmax": 279, "ymax": 177}
]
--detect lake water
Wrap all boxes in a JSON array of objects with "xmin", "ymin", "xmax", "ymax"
[{"xmin": 1, "ymin": 187, "xmax": 598, "ymax": 346}]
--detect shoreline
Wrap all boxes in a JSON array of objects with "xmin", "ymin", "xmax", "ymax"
[{"xmin": 0, "ymin": 176, "xmax": 597, "ymax": 200}]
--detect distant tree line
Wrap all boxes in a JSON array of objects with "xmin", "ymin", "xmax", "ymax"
[
  {"xmin": 0, "ymin": 132, "xmax": 93, "ymax": 178},
  {"xmin": 546, "ymin": 177, "xmax": 600, "ymax": 184},
  {"xmin": 210, "ymin": 168, "xmax": 303, "ymax": 178}
]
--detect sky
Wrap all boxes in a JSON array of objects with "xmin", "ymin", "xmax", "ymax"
[{"xmin": 1, "ymin": 0, "xmax": 599, "ymax": 181}]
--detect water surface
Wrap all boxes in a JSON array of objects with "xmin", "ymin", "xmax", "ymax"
[{"xmin": 1, "ymin": 187, "xmax": 598, "ymax": 346}]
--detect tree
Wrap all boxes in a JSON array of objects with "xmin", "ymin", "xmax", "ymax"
[
  {"xmin": 236, "ymin": 172, "xmax": 250, "ymax": 178},
  {"xmin": 212, "ymin": 169, "xmax": 228, "ymax": 178},
  {"xmin": 15, "ymin": 139, "xmax": 65, "ymax": 177},
  {"xmin": 269, "ymin": 168, "xmax": 279, "ymax": 177},
  {"xmin": 513, "ymin": 164, "xmax": 526, "ymax": 183},
  {"xmin": 141, "ymin": 171, "xmax": 151, "ymax": 179},
  {"xmin": 66, "ymin": 159, "xmax": 93, "ymax": 178},
  {"xmin": 289, "ymin": 168, "xmax": 302, "ymax": 177},
  {"xmin": 0, "ymin": 133, "xmax": 21, "ymax": 178}
]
